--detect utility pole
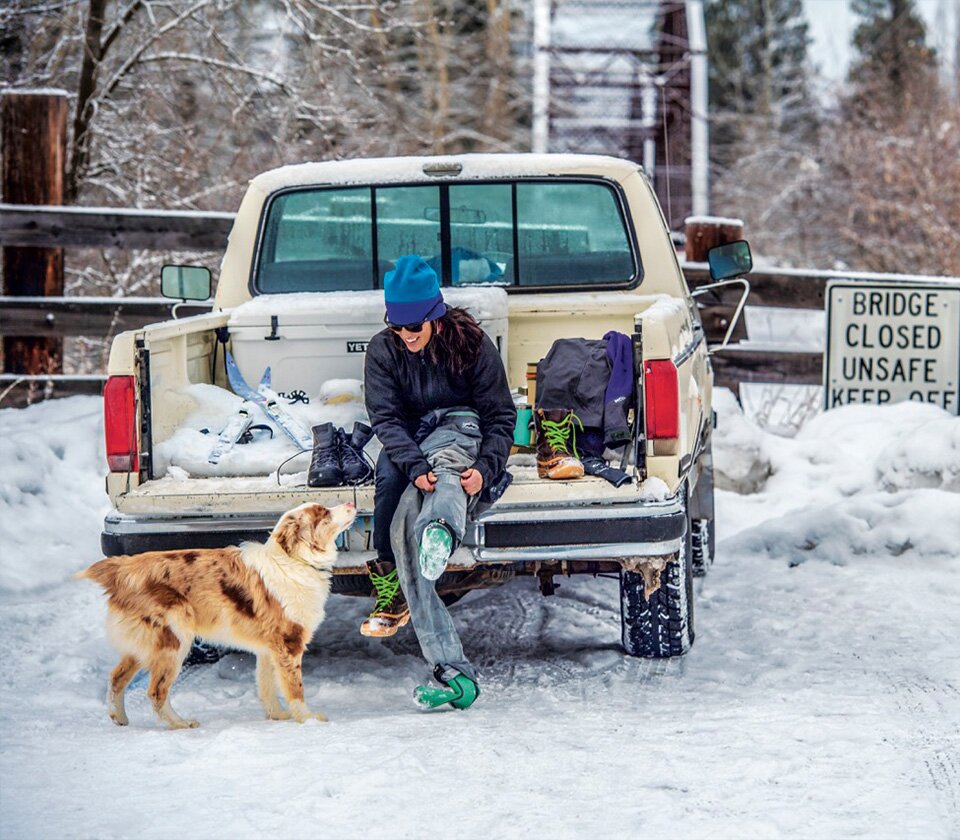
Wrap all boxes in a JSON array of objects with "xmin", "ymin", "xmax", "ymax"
[{"xmin": 531, "ymin": 0, "xmax": 551, "ymax": 153}]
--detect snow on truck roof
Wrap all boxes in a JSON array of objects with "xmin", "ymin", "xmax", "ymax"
[{"xmin": 250, "ymin": 154, "xmax": 643, "ymax": 193}]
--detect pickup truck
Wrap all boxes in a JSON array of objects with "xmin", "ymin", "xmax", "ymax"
[{"xmin": 100, "ymin": 154, "xmax": 751, "ymax": 658}]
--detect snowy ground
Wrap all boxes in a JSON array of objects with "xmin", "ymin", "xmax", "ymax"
[{"xmin": 1, "ymin": 394, "xmax": 959, "ymax": 839}]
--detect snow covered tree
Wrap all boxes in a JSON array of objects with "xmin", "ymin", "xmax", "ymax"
[
  {"xmin": 705, "ymin": 0, "xmax": 817, "ymax": 167},
  {"xmin": 847, "ymin": 0, "xmax": 937, "ymax": 117},
  {"xmin": 704, "ymin": 0, "xmax": 821, "ymax": 266}
]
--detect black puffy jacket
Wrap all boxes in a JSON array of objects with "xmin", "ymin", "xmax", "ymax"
[{"xmin": 363, "ymin": 329, "xmax": 516, "ymax": 487}]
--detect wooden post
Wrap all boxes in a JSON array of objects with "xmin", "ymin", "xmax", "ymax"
[
  {"xmin": 1, "ymin": 90, "xmax": 69, "ymax": 384},
  {"xmin": 684, "ymin": 216, "xmax": 745, "ymax": 263}
]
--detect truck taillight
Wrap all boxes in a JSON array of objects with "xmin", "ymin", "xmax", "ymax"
[
  {"xmin": 644, "ymin": 359, "xmax": 679, "ymax": 439},
  {"xmin": 104, "ymin": 375, "xmax": 139, "ymax": 473}
]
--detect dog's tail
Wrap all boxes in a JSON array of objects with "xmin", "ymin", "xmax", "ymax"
[{"xmin": 74, "ymin": 557, "xmax": 122, "ymax": 589}]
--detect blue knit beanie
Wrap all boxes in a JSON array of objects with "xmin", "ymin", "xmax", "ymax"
[{"xmin": 383, "ymin": 255, "xmax": 446, "ymax": 325}]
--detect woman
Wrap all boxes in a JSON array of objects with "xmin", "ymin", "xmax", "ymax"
[{"xmin": 362, "ymin": 254, "xmax": 516, "ymax": 707}]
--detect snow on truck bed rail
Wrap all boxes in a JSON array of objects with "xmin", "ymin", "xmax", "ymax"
[{"xmin": 250, "ymin": 153, "xmax": 640, "ymax": 192}]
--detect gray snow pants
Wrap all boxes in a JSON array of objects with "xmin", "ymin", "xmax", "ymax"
[{"xmin": 390, "ymin": 410, "xmax": 483, "ymax": 681}]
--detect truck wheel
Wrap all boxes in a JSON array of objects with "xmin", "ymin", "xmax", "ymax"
[{"xmin": 619, "ymin": 490, "xmax": 695, "ymax": 658}]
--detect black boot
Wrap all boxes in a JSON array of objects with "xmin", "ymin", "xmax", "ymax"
[
  {"xmin": 308, "ymin": 423, "xmax": 343, "ymax": 487},
  {"xmin": 339, "ymin": 422, "xmax": 374, "ymax": 484}
]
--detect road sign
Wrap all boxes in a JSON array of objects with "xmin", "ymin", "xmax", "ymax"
[{"xmin": 824, "ymin": 281, "xmax": 960, "ymax": 415}]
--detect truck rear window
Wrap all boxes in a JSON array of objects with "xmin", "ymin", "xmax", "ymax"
[{"xmin": 254, "ymin": 180, "xmax": 637, "ymax": 293}]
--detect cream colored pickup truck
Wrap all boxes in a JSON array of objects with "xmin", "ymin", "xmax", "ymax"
[{"xmin": 101, "ymin": 154, "xmax": 751, "ymax": 658}]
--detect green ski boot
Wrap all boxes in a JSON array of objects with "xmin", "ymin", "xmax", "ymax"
[
  {"xmin": 414, "ymin": 666, "xmax": 479, "ymax": 710},
  {"xmin": 418, "ymin": 521, "xmax": 453, "ymax": 581}
]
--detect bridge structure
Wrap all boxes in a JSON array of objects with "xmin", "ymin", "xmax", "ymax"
[{"xmin": 531, "ymin": 0, "xmax": 708, "ymax": 230}]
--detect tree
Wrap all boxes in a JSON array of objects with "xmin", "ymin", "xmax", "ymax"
[
  {"xmin": 1, "ymin": 0, "xmax": 529, "ymax": 374},
  {"xmin": 705, "ymin": 0, "xmax": 817, "ymax": 168},
  {"xmin": 848, "ymin": 0, "xmax": 937, "ymax": 117}
]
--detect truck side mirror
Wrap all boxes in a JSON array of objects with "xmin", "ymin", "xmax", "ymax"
[
  {"xmin": 161, "ymin": 265, "xmax": 211, "ymax": 301},
  {"xmin": 707, "ymin": 240, "xmax": 752, "ymax": 281}
]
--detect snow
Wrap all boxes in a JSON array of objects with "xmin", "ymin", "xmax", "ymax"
[
  {"xmin": 154, "ymin": 382, "xmax": 372, "ymax": 478},
  {"xmin": 684, "ymin": 214, "xmax": 745, "ymax": 227},
  {"xmin": 2, "ymin": 393, "xmax": 960, "ymax": 838},
  {"xmin": 229, "ymin": 286, "xmax": 508, "ymax": 324},
  {"xmin": 4, "ymin": 204, "xmax": 235, "ymax": 221},
  {"xmin": 250, "ymin": 154, "xmax": 639, "ymax": 193}
]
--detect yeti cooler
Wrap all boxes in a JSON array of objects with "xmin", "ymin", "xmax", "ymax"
[{"xmin": 227, "ymin": 288, "xmax": 508, "ymax": 398}]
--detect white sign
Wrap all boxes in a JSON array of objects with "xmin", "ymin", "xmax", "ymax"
[{"xmin": 824, "ymin": 281, "xmax": 960, "ymax": 414}]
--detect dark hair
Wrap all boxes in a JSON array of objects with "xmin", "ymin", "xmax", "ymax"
[{"xmin": 427, "ymin": 306, "xmax": 485, "ymax": 374}]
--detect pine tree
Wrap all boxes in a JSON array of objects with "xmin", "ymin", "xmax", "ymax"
[
  {"xmin": 847, "ymin": 0, "xmax": 937, "ymax": 118},
  {"xmin": 705, "ymin": 0, "xmax": 816, "ymax": 165}
]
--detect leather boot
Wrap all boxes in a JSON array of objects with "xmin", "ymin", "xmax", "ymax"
[
  {"xmin": 535, "ymin": 409, "xmax": 585, "ymax": 480},
  {"xmin": 359, "ymin": 559, "xmax": 410, "ymax": 637},
  {"xmin": 339, "ymin": 422, "xmax": 374, "ymax": 484},
  {"xmin": 307, "ymin": 422, "xmax": 343, "ymax": 487}
]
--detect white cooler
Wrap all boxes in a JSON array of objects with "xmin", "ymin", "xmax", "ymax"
[{"xmin": 227, "ymin": 287, "xmax": 509, "ymax": 397}]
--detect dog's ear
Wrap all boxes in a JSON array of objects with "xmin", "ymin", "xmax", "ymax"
[
  {"xmin": 272, "ymin": 512, "xmax": 302, "ymax": 558},
  {"xmin": 306, "ymin": 505, "xmax": 336, "ymax": 553}
]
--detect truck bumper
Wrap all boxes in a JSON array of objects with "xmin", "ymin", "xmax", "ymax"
[
  {"xmin": 469, "ymin": 496, "xmax": 686, "ymax": 561},
  {"xmin": 101, "ymin": 495, "xmax": 686, "ymax": 562}
]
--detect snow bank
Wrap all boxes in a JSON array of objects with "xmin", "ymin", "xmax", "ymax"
[
  {"xmin": 713, "ymin": 387, "xmax": 772, "ymax": 493},
  {"xmin": 0, "ymin": 397, "xmax": 108, "ymax": 592},
  {"xmin": 714, "ymin": 389, "xmax": 960, "ymax": 566}
]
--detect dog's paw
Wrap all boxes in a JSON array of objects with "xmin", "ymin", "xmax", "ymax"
[
  {"xmin": 109, "ymin": 712, "xmax": 129, "ymax": 727},
  {"xmin": 292, "ymin": 710, "xmax": 328, "ymax": 723},
  {"xmin": 266, "ymin": 710, "xmax": 292, "ymax": 721},
  {"xmin": 167, "ymin": 718, "xmax": 200, "ymax": 730}
]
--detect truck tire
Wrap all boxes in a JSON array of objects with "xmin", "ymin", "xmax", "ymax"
[{"xmin": 619, "ymin": 489, "xmax": 694, "ymax": 658}]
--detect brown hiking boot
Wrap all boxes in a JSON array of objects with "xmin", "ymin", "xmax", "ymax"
[
  {"xmin": 535, "ymin": 409, "xmax": 585, "ymax": 480},
  {"xmin": 359, "ymin": 560, "xmax": 410, "ymax": 637}
]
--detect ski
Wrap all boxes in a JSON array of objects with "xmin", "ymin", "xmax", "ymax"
[
  {"xmin": 225, "ymin": 351, "xmax": 312, "ymax": 450},
  {"xmin": 207, "ymin": 401, "xmax": 255, "ymax": 465}
]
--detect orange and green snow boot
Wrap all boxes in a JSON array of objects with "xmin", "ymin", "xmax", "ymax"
[{"xmin": 359, "ymin": 562, "xmax": 410, "ymax": 637}]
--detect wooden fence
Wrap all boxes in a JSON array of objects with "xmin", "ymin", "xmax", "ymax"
[{"xmin": 2, "ymin": 203, "xmax": 831, "ymax": 407}]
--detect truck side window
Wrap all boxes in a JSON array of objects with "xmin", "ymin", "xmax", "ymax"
[
  {"xmin": 513, "ymin": 182, "xmax": 635, "ymax": 286},
  {"xmin": 258, "ymin": 188, "xmax": 375, "ymax": 292}
]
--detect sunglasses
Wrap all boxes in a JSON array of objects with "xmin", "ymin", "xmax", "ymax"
[{"xmin": 384, "ymin": 316, "xmax": 426, "ymax": 333}]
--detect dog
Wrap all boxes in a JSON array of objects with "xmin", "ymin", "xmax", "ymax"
[{"xmin": 78, "ymin": 501, "xmax": 356, "ymax": 729}]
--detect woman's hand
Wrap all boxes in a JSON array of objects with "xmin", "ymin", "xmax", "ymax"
[
  {"xmin": 414, "ymin": 471, "xmax": 438, "ymax": 493},
  {"xmin": 460, "ymin": 468, "xmax": 484, "ymax": 496}
]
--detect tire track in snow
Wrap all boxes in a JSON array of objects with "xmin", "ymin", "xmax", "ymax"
[{"xmin": 880, "ymin": 670, "xmax": 960, "ymax": 819}]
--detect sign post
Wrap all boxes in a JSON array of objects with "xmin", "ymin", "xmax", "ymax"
[{"xmin": 824, "ymin": 281, "xmax": 960, "ymax": 415}]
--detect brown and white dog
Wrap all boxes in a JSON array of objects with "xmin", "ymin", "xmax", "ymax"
[{"xmin": 78, "ymin": 501, "xmax": 355, "ymax": 729}]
